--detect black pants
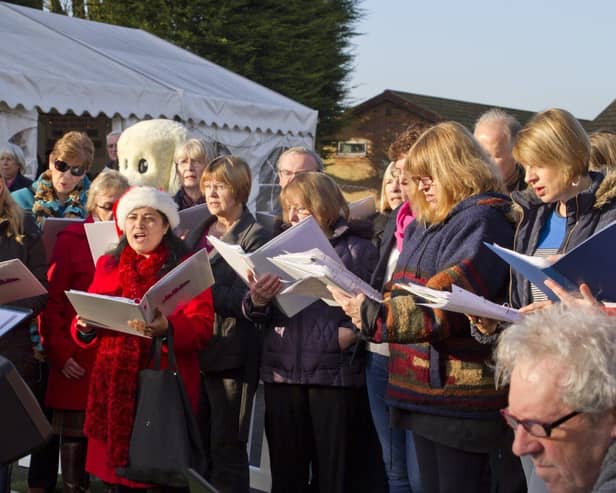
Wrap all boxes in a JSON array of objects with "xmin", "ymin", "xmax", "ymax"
[
  {"xmin": 413, "ymin": 433, "xmax": 491, "ymax": 493},
  {"xmin": 201, "ymin": 368, "xmax": 258, "ymax": 493},
  {"xmin": 264, "ymin": 382, "xmax": 361, "ymax": 493},
  {"xmin": 28, "ymin": 361, "xmax": 59, "ymax": 492}
]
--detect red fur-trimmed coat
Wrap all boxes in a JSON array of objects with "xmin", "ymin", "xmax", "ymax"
[
  {"xmin": 42, "ymin": 216, "xmax": 97, "ymax": 410},
  {"xmin": 72, "ymin": 251, "xmax": 214, "ymax": 484}
]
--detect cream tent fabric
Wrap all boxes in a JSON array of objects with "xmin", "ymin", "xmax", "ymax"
[{"xmin": 0, "ymin": 2, "xmax": 317, "ymax": 211}]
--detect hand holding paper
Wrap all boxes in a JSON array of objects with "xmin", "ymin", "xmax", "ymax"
[
  {"xmin": 485, "ymin": 220, "xmax": 616, "ymax": 302},
  {"xmin": 394, "ymin": 282, "xmax": 521, "ymax": 323},
  {"xmin": 66, "ymin": 249, "xmax": 214, "ymax": 338},
  {"xmin": 328, "ymin": 286, "xmax": 364, "ymax": 328},
  {"xmin": 128, "ymin": 308, "xmax": 169, "ymax": 338}
]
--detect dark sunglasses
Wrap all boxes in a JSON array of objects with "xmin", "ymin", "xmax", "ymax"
[
  {"xmin": 96, "ymin": 203, "xmax": 114, "ymax": 211},
  {"xmin": 54, "ymin": 160, "xmax": 86, "ymax": 177}
]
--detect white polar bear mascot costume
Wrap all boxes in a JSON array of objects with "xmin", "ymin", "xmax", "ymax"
[{"xmin": 116, "ymin": 119, "xmax": 187, "ymax": 191}]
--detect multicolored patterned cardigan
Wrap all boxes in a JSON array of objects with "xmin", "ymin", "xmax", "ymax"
[{"xmin": 360, "ymin": 193, "xmax": 515, "ymax": 419}]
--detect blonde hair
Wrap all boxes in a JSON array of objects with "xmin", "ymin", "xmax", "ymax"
[
  {"xmin": 379, "ymin": 161, "xmax": 397, "ymax": 212},
  {"xmin": 85, "ymin": 170, "xmax": 130, "ymax": 214},
  {"xmin": 0, "ymin": 177, "xmax": 24, "ymax": 242},
  {"xmin": 406, "ymin": 121, "xmax": 503, "ymax": 224},
  {"xmin": 50, "ymin": 131, "xmax": 95, "ymax": 170},
  {"xmin": 281, "ymin": 172, "xmax": 348, "ymax": 236},
  {"xmin": 513, "ymin": 108, "xmax": 590, "ymax": 182},
  {"xmin": 589, "ymin": 130, "xmax": 616, "ymax": 173},
  {"xmin": 174, "ymin": 138, "xmax": 215, "ymax": 166},
  {"xmin": 200, "ymin": 155, "xmax": 252, "ymax": 205}
]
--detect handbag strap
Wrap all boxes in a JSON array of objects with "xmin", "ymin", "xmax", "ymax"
[{"xmin": 148, "ymin": 326, "xmax": 178, "ymax": 371}]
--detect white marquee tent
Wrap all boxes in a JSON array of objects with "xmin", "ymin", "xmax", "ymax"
[{"xmin": 0, "ymin": 1, "xmax": 318, "ymax": 212}]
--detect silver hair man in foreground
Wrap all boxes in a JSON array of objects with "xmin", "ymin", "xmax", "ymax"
[{"xmin": 494, "ymin": 305, "xmax": 616, "ymax": 493}]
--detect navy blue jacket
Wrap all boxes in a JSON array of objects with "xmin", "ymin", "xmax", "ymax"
[
  {"xmin": 257, "ymin": 220, "xmax": 378, "ymax": 387},
  {"xmin": 510, "ymin": 171, "xmax": 616, "ymax": 308}
]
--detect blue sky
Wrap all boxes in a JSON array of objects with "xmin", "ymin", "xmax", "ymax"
[{"xmin": 348, "ymin": 0, "xmax": 616, "ymax": 119}]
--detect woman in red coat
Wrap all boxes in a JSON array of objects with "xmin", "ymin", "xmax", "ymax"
[
  {"xmin": 40, "ymin": 170, "xmax": 129, "ymax": 493},
  {"xmin": 72, "ymin": 186, "xmax": 214, "ymax": 489}
]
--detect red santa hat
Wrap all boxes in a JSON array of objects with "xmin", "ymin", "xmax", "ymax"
[{"xmin": 114, "ymin": 186, "xmax": 180, "ymax": 235}]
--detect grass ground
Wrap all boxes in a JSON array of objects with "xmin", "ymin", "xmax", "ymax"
[{"xmin": 323, "ymin": 157, "xmax": 383, "ymax": 206}]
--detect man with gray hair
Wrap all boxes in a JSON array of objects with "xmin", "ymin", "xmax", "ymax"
[
  {"xmin": 268, "ymin": 146, "xmax": 324, "ymax": 219},
  {"xmin": 276, "ymin": 146, "xmax": 324, "ymax": 188},
  {"xmin": 474, "ymin": 109, "xmax": 526, "ymax": 193},
  {"xmin": 494, "ymin": 305, "xmax": 616, "ymax": 493},
  {"xmin": 105, "ymin": 130, "xmax": 121, "ymax": 170}
]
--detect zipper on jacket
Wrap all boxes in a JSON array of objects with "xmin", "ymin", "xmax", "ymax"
[
  {"xmin": 560, "ymin": 195, "xmax": 580, "ymax": 253},
  {"xmin": 509, "ymin": 202, "xmax": 525, "ymax": 307}
]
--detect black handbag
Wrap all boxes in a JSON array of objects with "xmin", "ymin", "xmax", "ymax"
[{"xmin": 116, "ymin": 328, "xmax": 206, "ymax": 487}]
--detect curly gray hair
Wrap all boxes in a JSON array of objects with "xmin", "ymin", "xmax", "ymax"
[{"xmin": 494, "ymin": 304, "xmax": 616, "ymax": 413}]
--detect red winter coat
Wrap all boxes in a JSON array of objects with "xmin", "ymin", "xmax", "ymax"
[
  {"xmin": 72, "ymin": 251, "xmax": 214, "ymax": 486},
  {"xmin": 41, "ymin": 216, "xmax": 97, "ymax": 410}
]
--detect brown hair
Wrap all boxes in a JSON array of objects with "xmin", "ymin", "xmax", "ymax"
[
  {"xmin": 200, "ymin": 155, "xmax": 252, "ymax": 205},
  {"xmin": 388, "ymin": 122, "xmax": 433, "ymax": 161},
  {"xmin": 407, "ymin": 121, "xmax": 503, "ymax": 223},
  {"xmin": 281, "ymin": 172, "xmax": 348, "ymax": 236},
  {"xmin": 50, "ymin": 131, "xmax": 95, "ymax": 170}
]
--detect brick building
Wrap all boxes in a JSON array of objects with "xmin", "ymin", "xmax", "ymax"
[{"xmin": 333, "ymin": 89, "xmax": 599, "ymax": 172}]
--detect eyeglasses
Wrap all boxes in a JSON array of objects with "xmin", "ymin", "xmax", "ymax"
[
  {"xmin": 410, "ymin": 176, "xmax": 433, "ymax": 187},
  {"xmin": 54, "ymin": 160, "xmax": 86, "ymax": 177},
  {"xmin": 500, "ymin": 408, "xmax": 581, "ymax": 438},
  {"xmin": 287, "ymin": 205, "xmax": 311, "ymax": 217},
  {"xmin": 96, "ymin": 203, "xmax": 114, "ymax": 211}
]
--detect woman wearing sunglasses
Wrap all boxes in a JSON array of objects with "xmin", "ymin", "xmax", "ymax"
[
  {"xmin": 9, "ymin": 130, "xmax": 93, "ymax": 493},
  {"xmin": 38, "ymin": 170, "xmax": 129, "ymax": 493},
  {"xmin": 12, "ymin": 131, "xmax": 92, "ymax": 227}
]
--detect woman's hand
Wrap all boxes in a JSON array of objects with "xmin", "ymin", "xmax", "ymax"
[
  {"xmin": 327, "ymin": 286, "xmax": 365, "ymax": 329},
  {"xmin": 466, "ymin": 315, "xmax": 499, "ymax": 335},
  {"xmin": 545, "ymin": 279, "xmax": 602, "ymax": 308},
  {"xmin": 75, "ymin": 316, "xmax": 104, "ymax": 334},
  {"xmin": 128, "ymin": 308, "xmax": 169, "ymax": 338},
  {"xmin": 247, "ymin": 271, "xmax": 281, "ymax": 306},
  {"xmin": 519, "ymin": 280, "xmax": 602, "ymax": 314},
  {"xmin": 61, "ymin": 357, "xmax": 86, "ymax": 380}
]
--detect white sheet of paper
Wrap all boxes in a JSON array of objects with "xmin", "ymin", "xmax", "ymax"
[
  {"xmin": 84, "ymin": 220, "xmax": 118, "ymax": 265},
  {"xmin": 66, "ymin": 248, "xmax": 215, "ymax": 336},
  {"xmin": 0, "ymin": 306, "xmax": 33, "ymax": 337},
  {"xmin": 0, "ymin": 259, "xmax": 47, "ymax": 304},
  {"xmin": 395, "ymin": 282, "xmax": 521, "ymax": 323},
  {"xmin": 270, "ymin": 248, "xmax": 383, "ymax": 303},
  {"xmin": 176, "ymin": 203, "xmax": 210, "ymax": 236},
  {"xmin": 208, "ymin": 216, "xmax": 342, "ymax": 317},
  {"xmin": 348, "ymin": 196, "xmax": 376, "ymax": 220},
  {"xmin": 42, "ymin": 217, "xmax": 84, "ymax": 262}
]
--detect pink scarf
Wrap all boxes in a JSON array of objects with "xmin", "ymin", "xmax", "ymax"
[{"xmin": 395, "ymin": 201, "xmax": 415, "ymax": 252}]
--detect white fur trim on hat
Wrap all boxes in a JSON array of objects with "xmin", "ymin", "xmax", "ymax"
[{"xmin": 115, "ymin": 186, "xmax": 180, "ymax": 232}]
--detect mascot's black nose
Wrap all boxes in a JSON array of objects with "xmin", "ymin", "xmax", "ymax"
[{"xmin": 138, "ymin": 159, "xmax": 149, "ymax": 174}]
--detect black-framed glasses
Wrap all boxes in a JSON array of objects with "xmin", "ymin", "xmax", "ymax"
[
  {"xmin": 500, "ymin": 408, "xmax": 581, "ymax": 438},
  {"xmin": 54, "ymin": 160, "xmax": 86, "ymax": 177},
  {"xmin": 96, "ymin": 203, "xmax": 114, "ymax": 211}
]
